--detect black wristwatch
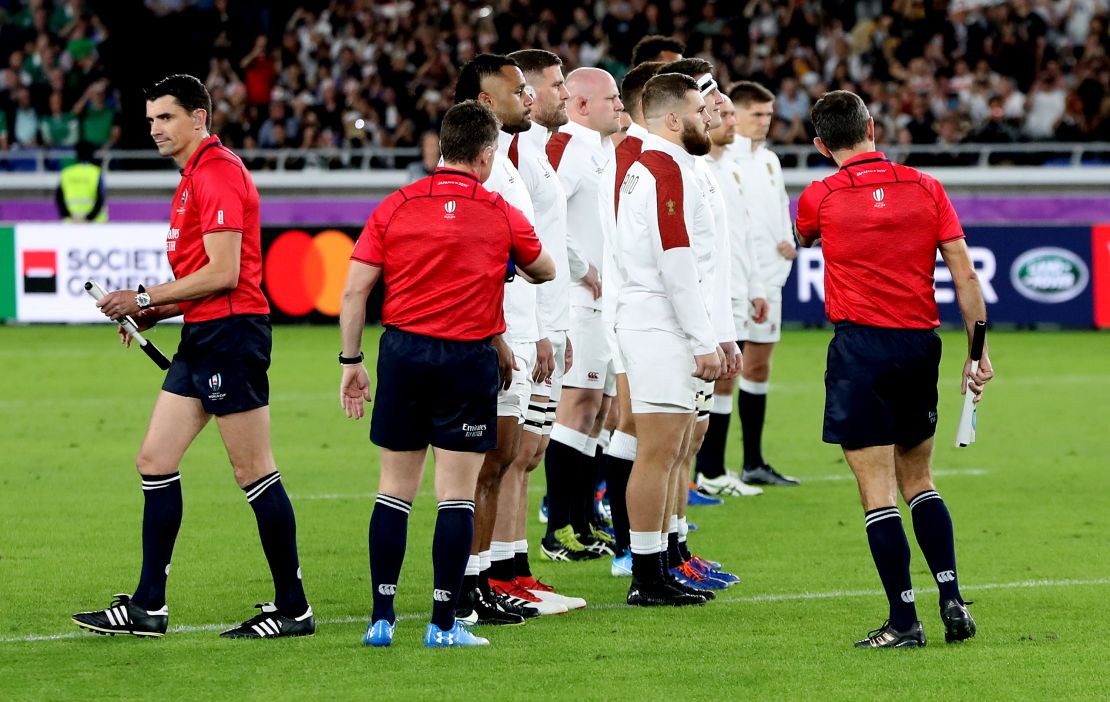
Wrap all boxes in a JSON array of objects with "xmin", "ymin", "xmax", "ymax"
[{"xmin": 339, "ymin": 351, "xmax": 364, "ymax": 365}]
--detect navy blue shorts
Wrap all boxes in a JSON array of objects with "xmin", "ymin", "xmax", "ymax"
[
  {"xmin": 370, "ymin": 328, "xmax": 500, "ymax": 452},
  {"xmin": 823, "ymin": 323, "xmax": 941, "ymax": 449},
  {"xmin": 162, "ymin": 315, "xmax": 271, "ymax": 416}
]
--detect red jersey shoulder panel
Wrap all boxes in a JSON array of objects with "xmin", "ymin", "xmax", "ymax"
[
  {"xmin": 638, "ymin": 150, "xmax": 689, "ymax": 251},
  {"xmin": 546, "ymin": 132, "xmax": 572, "ymax": 171},
  {"xmin": 614, "ymin": 135, "xmax": 644, "ymax": 212}
]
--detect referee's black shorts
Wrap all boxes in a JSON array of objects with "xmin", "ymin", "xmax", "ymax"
[
  {"xmin": 822, "ymin": 322, "xmax": 941, "ymax": 450},
  {"xmin": 162, "ymin": 314, "xmax": 271, "ymax": 416},
  {"xmin": 370, "ymin": 327, "xmax": 500, "ymax": 453}
]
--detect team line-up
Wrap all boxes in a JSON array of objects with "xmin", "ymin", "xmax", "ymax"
[{"xmin": 75, "ymin": 35, "xmax": 994, "ymax": 650}]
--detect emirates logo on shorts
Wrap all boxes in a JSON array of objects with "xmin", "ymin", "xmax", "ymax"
[{"xmin": 444, "ymin": 200, "xmax": 457, "ymax": 220}]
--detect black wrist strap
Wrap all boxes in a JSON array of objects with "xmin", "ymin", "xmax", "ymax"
[{"xmin": 339, "ymin": 351, "xmax": 364, "ymax": 365}]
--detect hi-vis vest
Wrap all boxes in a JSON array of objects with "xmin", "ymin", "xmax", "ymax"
[{"xmin": 60, "ymin": 163, "xmax": 107, "ymax": 223}]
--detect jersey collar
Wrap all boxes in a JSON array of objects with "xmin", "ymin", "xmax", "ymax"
[
  {"xmin": 560, "ymin": 118, "xmax": 606, "ymax": 145},
  {"xmin": 433, "ymin": 167, "xmax": 479, "ymax": 182},
  {"xmin": 626, "ymin": 122, "xmax": 649, "ymax": 142},
  {"xmin": 181, "ymin": 135, "xmax": 222, "ymax": 175},
  {"xmin": 641, "ymin": 132, "xmax": 696, "ymax": 169},
  {"xmin": 839, "ymin": 151, "xmax": 888, "ymax": 170}
]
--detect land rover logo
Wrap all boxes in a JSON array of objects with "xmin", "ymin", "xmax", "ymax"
[{"xmin": 1010, "ymin": 247, "xmax": 1089, "ymax": 303}]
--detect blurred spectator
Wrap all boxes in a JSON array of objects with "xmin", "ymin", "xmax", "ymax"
[
  {"xmin": 240, "ymin": 35, "xmax": 279, "ymax": 109},
  {"xmin": 39, "ymin": 90, "xmax": 77, "ymax": 147},
  {"xmin": 72, "ymin": 79, "xmax": 119, "ymax": 147},
  {"xmin": 56, "ymin": 140, "xmax": 106, "ymax": 222},
  {"xmin": 12, "ymin": 86, "xmax": 40, "ymax": 147},
  {"xmin": 258, "ymin": 100, "xmax": 300, "ymax": 148},
  {"xmin": 405, "ymin": 130, "xmax": 439, "ymax": 180}
]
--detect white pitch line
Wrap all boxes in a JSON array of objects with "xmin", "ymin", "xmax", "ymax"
[
  {"xmin": 801, "ymin": 468, "xmax": 990, "ymax": 483},
  {"xmin": 7, "ymin": 577, "xmax": 1107, "ymax": 645}
]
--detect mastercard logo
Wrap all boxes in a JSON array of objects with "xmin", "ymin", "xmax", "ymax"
[{"xmin": 264, "ymin": 229, "xmax": 355, "ymax": 316}]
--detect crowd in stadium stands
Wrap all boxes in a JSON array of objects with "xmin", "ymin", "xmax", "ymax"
[{"xmin": 1, "ymin": 0, "xmax": 1109, "ymax": 170}]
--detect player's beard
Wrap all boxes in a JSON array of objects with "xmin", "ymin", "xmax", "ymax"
[
  {"xmin": 499, "ymin": 109, "xmax": 533, "ymax": 134},
  {"xmin": 532, "ymin": 102, "xmax": 568, "ymax": 131},
  {"xmin": 710, "ymin": 129, "xmax": 735, "ymax": 147},
  {"xmin": 681, "ymin": 118, "xmax": 711, "ymax": 156}
]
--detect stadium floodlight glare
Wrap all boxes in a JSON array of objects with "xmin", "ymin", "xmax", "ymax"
[
  {"xmin": 84, "ymin": 280, "xmax": 171, "ymax": 370},
  {"xmin": 954, "ymin": 320, "xmax": 986, "ymax": 448}
]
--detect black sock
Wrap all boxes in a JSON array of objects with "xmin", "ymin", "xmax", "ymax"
[
  {"xmin": 544, "ymin": 439, "xmax": 577, "ymax": 537},
  {"xmin": 864, "ymin": 507, "xmax": 917, "ymax": 631},
  {"xmin": 514, "ymin": 550, "xmax": 532, "ymax": 578},
  {"xmin": 462, "ymin": 572, "xmax": 478, "ymax": 594},
  {"xmin": 593, "ymin": 445, "xmax": 608, "ymax": 490},
  {"xmin": 605, "ymin": 455, "xmax": 633, "ymax": 553},
  {"xmin": 244, "ymin": 472, "xmax": 308, "ymax": 617},
  {"xmin": 909, "ymin": 490, "xmax": 964, "ymax": 604},
  {"xmin": 369, "ymin": 493, "xmax": 411, "ymax": 625},
  {"xmin": 695, "ymin": 412, "xmax": 730, "ymax": 479},
  {"xmin": 738, "ymin": 389, "xmax": 766, "ymax": 468},
  {"xmin": 432, "ymin": 500, "xmax": 474, "ymax": 630},
  {"xmin": 666, "ymin": 532, "xmax": 684, "ymax": 567},
  {"xmin": 132, "ymin": 472, "xmax": 183, "ymax": 611},
  {"xmin": 631, "ymin": 551, "xmax": 663, "ymax": 585},
  {"xmin": 678, "ymin": 536, "xmax": 693, "ymax": 563},
  {"xmin": 575, "ymin": 447, "xmax": 600, "ymax": 534},
  {"xmin": 489, "ymin": 558, "xmax": 514, "ymax": 582}
]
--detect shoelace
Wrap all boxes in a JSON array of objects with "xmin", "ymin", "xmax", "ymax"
[
  {"xmin": 863, "ymin": 621, "xmax": 894, "ymax": 644},
  {"xmin": 505, "ymin": 581, "xmax": 541, "ymax": 602},
  {"xmin": 679, "ymin": 561, "xmax": 707, "ymax": 581}
]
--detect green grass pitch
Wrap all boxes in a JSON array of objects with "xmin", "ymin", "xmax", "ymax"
[{"xmin": 0, "ymin": 325, "xmax": 1106, "ymax": 700}]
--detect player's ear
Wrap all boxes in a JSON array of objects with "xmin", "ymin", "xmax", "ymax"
[
  {"xmin": 813, "ymin": 137, "xmax": 831, "ymax": 159},
  {"xmin": 866, "ymin": 116, "xmax": 875, "ymax": 142}
]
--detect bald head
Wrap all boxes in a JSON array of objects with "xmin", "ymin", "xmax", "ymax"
[{"xmin": 565, "ymin": 67, "xmax": 624, "ymax": 137}]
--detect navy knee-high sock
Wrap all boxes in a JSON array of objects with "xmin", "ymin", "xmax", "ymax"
[
  {"xmin": 695, "ymin": 412, "xmax": 730, "ymax": 479},
  {"xmin": 864, "ymin": 506, "xmax": 917, "ymax": 630},
  {"xmin": 431, "ymin": 500, "xmax": 474, "ymax": 630},
  {"xmin": 544, "ymin": 439, "xmax": 576, "ymax": 536},
  {"xmin": 909, "ymin": 490, "xmax": 965, "ymax": 604},
  {"xmin": 605, "ymin": 455, "xmax": 633, "ymax": 553},
  {"xmin": 369, "ymin": 493, "xmax": 411, "ymax": 625},
  {"xmin": 132, "ymin": 472, "xmax": 183, "ymax": 611},
  {"xmin": 244, "ymin": 472, "xmax": 308, "ymax": 617},
  {"xmin": 738, "ymin": 388, "xmax": 766, "ymax": 468}
]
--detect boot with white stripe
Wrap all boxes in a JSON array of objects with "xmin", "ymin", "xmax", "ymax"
[
  {"xmin": 72, "ymin": 594, "xmax": 168, "ymax": 637},
  {"xmin": 219, "ymin": 602, "xmax": 316, "ymax": 639}
]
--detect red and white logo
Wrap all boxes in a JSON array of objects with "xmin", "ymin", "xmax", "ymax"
[
  {"xmin": 22, "ymin": 250, "xmax": 57, "ymax": 294},
  {"xmin": 587, "ymin": 371, "xmax": 600, "ymax": 381}
]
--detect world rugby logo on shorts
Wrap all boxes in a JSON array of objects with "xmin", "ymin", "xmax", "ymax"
[
  {"xmin": 207, "ymin": 373, "xmax": 226, "ymax": 402},
  {"xmin": 444, "ymin": 200, "xmax": 457, "ymax": 220}
]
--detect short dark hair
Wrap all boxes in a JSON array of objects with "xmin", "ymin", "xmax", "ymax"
[
  {"xmin": 508, "ymin": 49, "xmax": 561, "ymax": 77},
  {"xmin": 145, "ymin": 74, "xmax": 212, "ymax": 129},
  {"xmin": 621, "ymin": 60, "xmax": 665, "ymax": 115},
  {"xmin": 455, "ymin": 54, "xmax": 520, "ymax": 103},
  {"xmin": 661, "ymin": 58, "xmax": 713, "ymax": 80},
  {"xmin": 439, "ymin": 100, "xmax": 501, "ymax": 163},
  {"xmin": 728, "ymin": 81, "xmax": 775, "ymax": 107},
  {"xmin": 641, "ymin": 73, "xmax": 699, "ymax": 121},
  {"xmin": 811, "ymin": 90, "xmax": 870, "ymax": 152},
  {"xmin": 631, "ymin": 35, "xmax": 686, "ymax": 67}
]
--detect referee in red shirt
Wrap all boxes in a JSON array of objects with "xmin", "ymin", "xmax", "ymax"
[
  {"xmin": 74, "ymin": 74, "xmax": 313, "ymax": 639},
  {"xmin": 338, "ymin": 100, "xmax": 554, "ymax": 648},
  {"xmin": 796, "ymin": 90, "xmax": 994, "ymax": 648}
]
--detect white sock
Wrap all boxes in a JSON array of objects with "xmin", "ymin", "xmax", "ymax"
[
  {"xmin": 677, "ymin": 517, "xmax": 689, "ymax": 543},
  {"xmin": 490, "ymin": 541, "xmax": 514, "ymax": 562},
  {"xmin": 479, "ymin": 550, "xmax": 491, "ymax": 572},
  {"xmin": 582, "ymin": 435, "xmax": 599, "ymax": 458},
  {"xmin": 550, "ymin": 423, "xmax": 590, "ymax": 453},
  {"xmin": 711, "ymin": 393, "xmax": 733, "ymax": 415},
  {"xmin": 606, "ymin": 431, "xmax": 638, "ymax": 460},
  {"xmin": 513, "ymin": 539, "xmax": 528, "ymax": 554},
  {"xmin": 629, "ymin": 530, "xmax": 662, "ymax": 555},
  {"xmin": 739, "ymin": 378, "xmax": 769, "ymax": 395},
  {"xmin": 465, "ymin": 554, "xmax": 480, "ymax": 577}
]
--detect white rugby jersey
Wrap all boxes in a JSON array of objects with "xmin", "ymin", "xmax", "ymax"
[
  {"xmin": 706, "ymin": 148, "xmax": 766, "ymax": 318},
  {"xmin": 486, "ymin": 128, "xmax": 539, "ymax": 344},
  {"xmin": 548, "ymin": 118, "xmax": 614, "ymax": 311},
  {"xmin": 512, "ymin": 124, "xmax": 581, "ymax": 335},
  {"xmin": 727, "ymin": 136, "xmax": 794, "ymax": 289},
  {"xmin": 599, "ymin": 122, "xmax": 650, "ymax": 334},
  {"xmin": 692, "ymin": 157, "xmax": 738, "ymax": 344},
  {"xmin": 613, "ymin": 133, "xmax": 716, "ymax": 356}
]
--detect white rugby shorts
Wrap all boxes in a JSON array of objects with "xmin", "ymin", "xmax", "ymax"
[
  {"xmin": 563, "ymin": 306, "xmax": 610, "ymax": 391},
  {"xmin": 748, "ymin": 285, "xmax": 783, "ymax": 344},
  {"xmin": 617, "ymin": 328, "xmax": 700, "ymax": 414}
]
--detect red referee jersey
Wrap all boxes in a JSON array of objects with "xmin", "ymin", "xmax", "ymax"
[
  {"xmin": 167, "ymin": 135, "xmax": 268, "ymax": 322},
  {"xmin": 350, "ymin": 168, "xmax": 543, "ymax": 341},
  {"xmin": 795, "ymin": 151, "xmax": 964, "ymax": 329}
]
